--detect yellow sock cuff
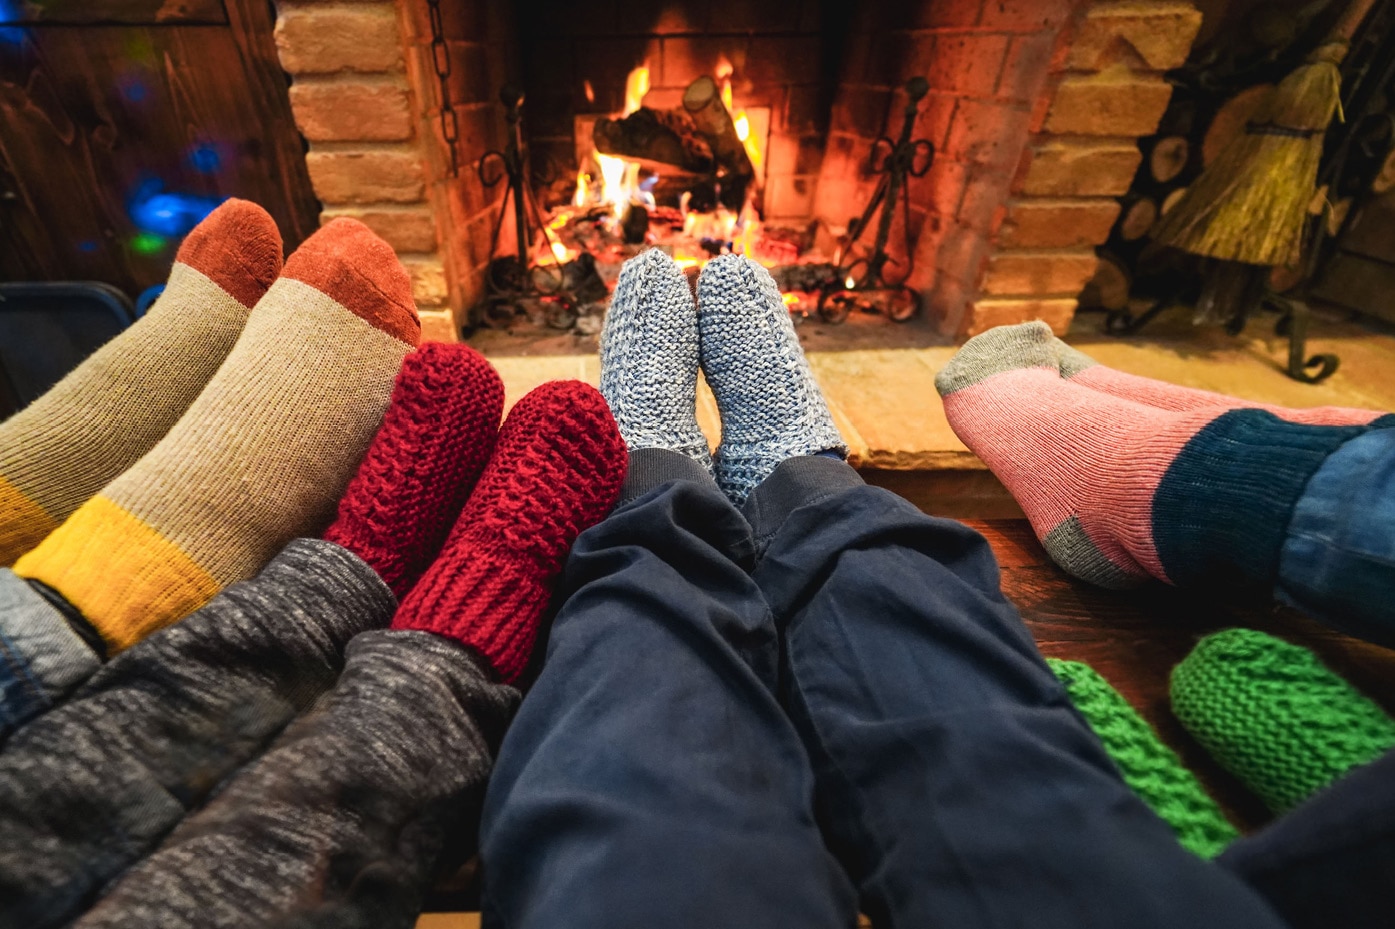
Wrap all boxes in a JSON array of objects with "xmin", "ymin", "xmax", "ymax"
[
  {"xmin": 0, "ymin": 475, "xmax": 58, "ymax": 567},
  {"xmin": 14, "ymin": 496, "xmax": 219, "ymax": 652}
]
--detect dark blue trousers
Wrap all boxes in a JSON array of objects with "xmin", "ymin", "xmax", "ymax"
[{"xmin": 480, "ymin": 450, "xmax": 1294, "ymax": 928}]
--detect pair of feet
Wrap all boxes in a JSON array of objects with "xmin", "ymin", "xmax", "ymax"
[
  {"xmin": 937, "ymin": 322, "xmax": 1390, "ymax": 590},
  {"xmin": 600, "ymin": 249, "xmax": 845, "ymax": 505},
  {"xmin": 328, "ymin": 346, "xmax": 626, "ymax": 684}
]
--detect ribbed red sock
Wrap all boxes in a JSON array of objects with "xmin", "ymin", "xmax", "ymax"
[
  {"xmin": 391, "ymin": 380, "xmax": 628, "ymax": 682},
  {"xmin": 324, "ymin": 343, "xmax": 504, "ymax": 600}
]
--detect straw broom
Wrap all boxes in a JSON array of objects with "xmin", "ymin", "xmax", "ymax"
[{"xmin": 1152, "ymin": 0, "xmax": 1378, "ymax": 267}]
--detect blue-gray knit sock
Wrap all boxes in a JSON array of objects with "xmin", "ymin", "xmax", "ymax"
[
  {"xmin": 697, "ymin": 254, "xmax": 846, "ymax": 504},
  {"xmin": 599, "ymin": 248, "xmax": 711, "ymax": 468}
]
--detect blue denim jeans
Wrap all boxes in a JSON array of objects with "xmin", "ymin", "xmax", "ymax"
[
  {"xmin": 1278, "ymin": 427, "xmax": 1395, "ymax": 646},
  {"xmin": 480, "ymin": 451, "xmax": 1286, "ymax": 929}
]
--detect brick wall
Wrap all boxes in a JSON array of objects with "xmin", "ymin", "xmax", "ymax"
[
  {"xmin": 274, "ymin": 0, "xmax": 513, "ymax": 342},
  {"xmin": 815, "ymin": 0, "xmax": 1200, "ymax": 338}
]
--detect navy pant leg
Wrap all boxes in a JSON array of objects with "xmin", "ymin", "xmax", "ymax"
[
  {"xmin": 479, "ymin": 449, "xmax": 857, "ymax": 929},
  {"xmin": 744, "ymin": 457, "xmax": 1285, "ymax": 929},
  {"xmin": 1217, "ymin": 746, "xmax": 1395, "ymax": 929}
]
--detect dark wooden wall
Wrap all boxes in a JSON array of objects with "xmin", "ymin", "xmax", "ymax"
[{"xmin": 0, "ymin": 0, "xmax": 319, "ymax": 298}]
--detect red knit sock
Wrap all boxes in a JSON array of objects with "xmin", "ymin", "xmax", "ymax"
[
  {"xmin": 391, "ymin": 380, "xmax": 628, "ymax": 682},
  {"xmin": 324, "ymin": 342, "xmax": 504, "ymax": 600}
]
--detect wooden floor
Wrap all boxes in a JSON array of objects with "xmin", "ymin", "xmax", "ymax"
[{"xmin": 975, "ymin": 518, "xmax": 1395, "ymax": 832}]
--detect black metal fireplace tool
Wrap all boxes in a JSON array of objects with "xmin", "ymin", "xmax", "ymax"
[
  {"xmin": 818, "ymin": 76, "xmax": 936, "ymax": 324},
  {"xmin": 475, "ymin": 86, "xmax": 599, "ymax": 330}
]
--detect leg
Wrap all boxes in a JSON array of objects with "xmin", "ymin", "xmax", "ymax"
[
  {"xmin": 0, "ymin": 539, "xmax": 393, "ymax": 929},
  {"xmin": 1218, "ymin": 748, "xmax": 1395, "ymax": 929},
  {"xmin": 479, "ymin": 450, "xmax": 857, "ymax": 929},
  {"xmin": 73, "ymin": 631, "xmax": 517, "ymax": 929},
  {"xmin": 744, "ymin": 458, "xmax": 1285, "ymax": 929}
]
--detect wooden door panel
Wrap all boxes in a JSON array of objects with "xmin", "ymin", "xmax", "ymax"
[
  {"xmin": 0, "ymin": 0, "xmax": 227, "ymax": 26},
  {"xmin": 0, "ymin": 0, "xmax": 318, "ymax": 295}
]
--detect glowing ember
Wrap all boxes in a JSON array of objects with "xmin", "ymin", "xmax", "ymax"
[
  {"xmin": 550, "ymin": 241, "xmax": 572, "ymax": 263},
  {"xmin": 782, "ymin": 292, "xmax": 798, "ymax": 305},
  {"xmin": 845, "ymin": 274, "xmax": 857, "ymax": 289},
  {"xmin": 572, "ymin": 169, "xmax": 588, "ymax": 208},
  {"xmin": 583, "ymin": 80, "xmax": 595, "ymax": 105}
]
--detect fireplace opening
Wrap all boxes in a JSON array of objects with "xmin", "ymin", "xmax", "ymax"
[{"xmin": 284, "ymin": 0, "xmax": 1198, "ymax": 350}]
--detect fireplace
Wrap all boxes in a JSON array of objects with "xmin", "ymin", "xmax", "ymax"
[{"xmin": 273, "ymin": 0, "xmax": 1202, "ymax": 345}]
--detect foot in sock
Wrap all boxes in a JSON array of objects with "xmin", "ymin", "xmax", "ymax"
[
  {"xmin": 0, "ymin": 200, "xmax": 282, "ymax": 565},
  {"xmin": 697, "ymin": 254, "xmax": 845, "ymax": 504},
  {"xmin": 324, "ymin": 342, "xmax": 504, "ymax": 600},
  {"xmin": 971, "ymin": 321, "xmax": 1390, "ymax": 426},
  {"xmin": 937, "ymin": 324, "xmax": 1377, "ymax": 590},
  {"xmin": 392, "ymin": 380, "xmax": 627, "ymax": 682},
  {"xmin": 15, "ymin": 218, "xmax": 419, "ymax": 651},
  {"xmin": 599, "ymin": 248, "xmax": 710, "ymax": 467}
]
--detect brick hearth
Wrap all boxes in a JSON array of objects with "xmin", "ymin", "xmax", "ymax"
[{"xmin": 271, "ymin": 0, "xmax": 1201, "ymax": 341}]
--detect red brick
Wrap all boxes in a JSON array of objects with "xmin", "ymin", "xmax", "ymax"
[
  {"xmin": 1016, "ymin": 140, "xmax": 1141, "ymax": 196},
  {"xmin": 961, "ymin": 297, "xmax": 1078, "ymax": 338},
  {"xmin": 956, "ymin": 167, "xmax": 1011, "ymax": 236},
  {"xmin": 319, "ymin": 205, "xmax": 438, "ymax": 252},
  {"xmin": 746, "ymin": 36, "xmax": 822, "ymax": 86},
  {"xmin": 289, "ymin": 79, "xmax": 412, "ymax": 142},
  {"xmin": 881, "ymin": 0, "xmax": 983, "ymax": 30},
  {"xmin": 944, "ymin": 98, "xmax": 1032, "ymax": 172},
  {"xmin": 1044, "ymin": 72, "xmax": 1174, "ymax": 137},
  {"xmin": 978, "ymin": 0, "xmax": 1076, "ymax": 32},
  {"xmin": 981, "ymin": 249, "xmax": 1098, "ymax": 296},
  {"xmin": 275, "ymin": 4, "xmax": 401, "ymax": 75},
  {"xmin": 305, "ymin": 149, "xmax": 425, "ymax": 204},
  {"xmin": 996, "ymin": 32, "xmax": 1055, "ymax": 105},
  {"xmin": 1068, "ymin": 2, "xmax": 1204, "ymax": 72},
  {"xmin": 910, "ymin": 91, "xmax": 957, "ymax": 150},
  {"xmin": 765, "ymin": 175, "xmax": 817, "ymax": 220},
  {"xmin": 927, "ymin": 33, "xmax": 1010, "ymax": 100},
  {"xmin": 998, "ymin": 198, "xmax": 1122, "ymax": 248},
  {"xmin": 660, "ymin": 36, "xmax": 742, "ymax": 88}
]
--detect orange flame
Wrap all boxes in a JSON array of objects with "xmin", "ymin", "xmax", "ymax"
[{"xmin": 623, "ymin": 64, "xmax": 650, "ymax": 116}]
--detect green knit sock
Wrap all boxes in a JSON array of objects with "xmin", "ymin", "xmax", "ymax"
[
  {"xmin": 1048, "ymin": 658, "xmax": 1239, "ymax": 858},
  {"xmin": 1171, "ymin": 628, "xmax": 1395, "ymax": 815}
]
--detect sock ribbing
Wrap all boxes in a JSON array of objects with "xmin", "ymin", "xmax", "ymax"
[
  {"xmin": 392, "ymin": 381, "xmax": 627, "ymax": 683},
  {"xmin": 1049, "ymin": 658, "xmax": 1239, "ymax": 858},
  {"xmin": 0, "ymin": 200, "xmax": 281, "ymax": 565},
  {"xmin": 323, "ymin": 342, "xmax": 504, "ymax": 600},
  {"xmin": 1171, "ymin": 629, "xmax": 1395, "ymax": 814},
  {"xmin": 16, "ymin": 219, "xmax": 418, "ymax": 652}
]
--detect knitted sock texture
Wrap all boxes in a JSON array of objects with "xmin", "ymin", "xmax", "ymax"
[
  {"xmin": 697, "ymin": 254, "xmax": 845, "ymax": 504},
  {"xmin": 0, "ymin": 199, "xmax": 281, "ymax": 566},
  {"xmin": 323, "ymin": 342, "xmax": 503, "ymax": 600},
  {"xmin": 1171, "ymin": 628, "xmax": 1395, "ymax": 814},
  {"xmin": 392, "ymin": 380, "xmax": 628, "ymax": 683},
  {"xmin": 1048, "ymin": 658, "xmax": 1238, "ymax": 858},
  {"xmin": 599, "ymin": 248, "xmax": 710, "ymax": 467},
  {"xmin": 936, "ymin": 324, "xmax": 1373, "ymax": 590},
  {"xmin": 15, "ymin": 218, "xmax": 419, "ymax": 652}
]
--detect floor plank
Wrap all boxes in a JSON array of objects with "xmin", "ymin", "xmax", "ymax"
[{"xmin": 968, "ymin": 519, "xmax": 1395, "ymax": 832}]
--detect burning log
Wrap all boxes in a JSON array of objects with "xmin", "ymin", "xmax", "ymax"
[
  {"xmin": 592, "ymin": 107, "xmax": 714, "ymax": 174},
  {"xmin": 683, "ymin": 75, "xmax": 754, "ymax": 208},
  {"xmin": 683, "ymin": 76, "xmax": 754, "ymax": 180}
]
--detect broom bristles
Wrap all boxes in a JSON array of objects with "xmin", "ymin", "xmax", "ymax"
[{"xmin": 1152, "ymin": 46, "xmax": 1344, "ymax": 267}]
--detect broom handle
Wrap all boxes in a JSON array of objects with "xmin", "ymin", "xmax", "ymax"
[{"xmin": 1329, "ymin": 0, "xmax": 1379, "ymax": 45}]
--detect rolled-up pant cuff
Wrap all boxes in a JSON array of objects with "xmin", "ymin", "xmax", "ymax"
[
  {"xmin": 618, "ymin": 448, "xmax": 717, "ymax": 506},
  {"xmin": 742, "ymin": 455, "xmax": 864, "ymax": 548}
]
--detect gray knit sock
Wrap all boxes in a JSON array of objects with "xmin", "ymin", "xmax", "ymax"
[
  {"xmin": 599, "ymin": 248, "xmax": 711, "ymax": 469},
  {"xmin": 697, "ymin": 254, "xmax": 845, "ymax": 505}
]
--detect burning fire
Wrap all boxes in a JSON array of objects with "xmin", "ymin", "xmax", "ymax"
[
  {"xmin": 714, "ymin": 56, "xmax": 763, "ymax": 175},
  {"xmin": 622, "ymin": 64, "xmax": 650, "ymax": 117}
]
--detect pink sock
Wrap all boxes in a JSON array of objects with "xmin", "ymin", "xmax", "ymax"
[
  {"xmin": 936, "ymin": 324, "xmax": 1380, "ymax": 591},
  {"xmin": 1053, "ymin": 332, "xmax": 1385, "ymax": 427}
]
